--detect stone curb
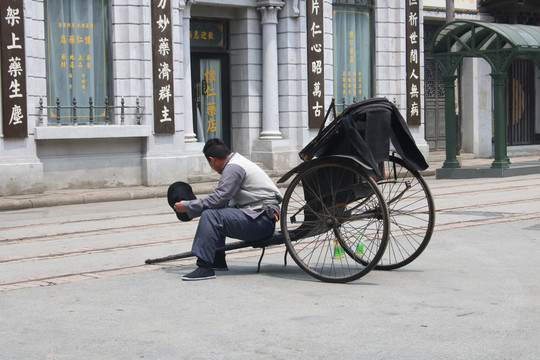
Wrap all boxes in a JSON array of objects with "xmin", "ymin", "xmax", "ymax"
[
  {"xmin": 1, "ymin": 155, "xmax": 537, "ymax": 212},
  {"xmin": 0, "ymin": 177, "xmax": 290, "ymax": 212}
]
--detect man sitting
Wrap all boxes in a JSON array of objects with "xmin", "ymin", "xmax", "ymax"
[{"xmin": 174, "ymin": 138, "xmax": 282, "ymax": 280}]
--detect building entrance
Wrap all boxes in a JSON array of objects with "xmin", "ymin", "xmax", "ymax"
[
  {"xmin": 424, "ymin": 23, "xmax": 446, "ymax": 151},
  {"xmin": 191, "ymin": 53, "xmax": 230, "ymax": 145},
  {"xmin": 189, "ymin": 19, "xmax": 230, "ymax": 146}
]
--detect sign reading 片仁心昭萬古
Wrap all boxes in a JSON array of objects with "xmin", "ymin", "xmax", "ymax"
[
  {"xmin": 151, "ymin": 0, "xmax": 175, "ymax": 134},
  {"xmin": 1, "ymin": 0, "xmax": 27, "ymax": 138},
  {"xmin": 406, "ymin": 0, "xmax": 421, "ymax": 126},
  {"xmin": 306, "ymin": 0, "xmax": 325, "ymax": 129}
]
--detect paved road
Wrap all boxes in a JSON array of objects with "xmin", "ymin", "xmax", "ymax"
[{"xmin": 1, "ymin": 173, "xmax": 539, "ymax": 359}]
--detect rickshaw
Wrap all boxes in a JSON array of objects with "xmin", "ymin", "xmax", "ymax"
[{"xmin": 146, "ymin": 98, "xmax": 435, "ymax": 283}]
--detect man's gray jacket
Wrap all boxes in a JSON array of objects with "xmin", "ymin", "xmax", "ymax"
[{"xmin": 184, "ymin": 153, "xmax": 282, "ymax": 220}]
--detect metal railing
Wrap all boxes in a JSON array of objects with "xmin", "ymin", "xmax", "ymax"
[{"xmin": 37, "ymin": 96, "xmax": 144, "ymax": 126}]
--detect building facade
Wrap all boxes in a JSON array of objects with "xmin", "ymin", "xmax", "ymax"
[{"xmin": 1, "ymin": 0, "xmax": 538, "ymax": 196}]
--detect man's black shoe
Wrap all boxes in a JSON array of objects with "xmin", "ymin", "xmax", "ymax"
[{"xmin": 182, "ymin": 267, "xmax": 216, "ymax": 281}]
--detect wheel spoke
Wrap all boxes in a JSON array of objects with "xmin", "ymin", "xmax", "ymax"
[
  {"xmin": 375, "ymin": 156, "xmax": 435, "ymax": 270},
  {"xmin": 281, "ymin": 160, "xmax": 389, "ymax": 282}
]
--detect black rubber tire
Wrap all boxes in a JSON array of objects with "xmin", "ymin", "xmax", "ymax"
[
  {"xmin": 280, "ymin": 159, "xmax": 389, "ymax": 283},
  {"xmin": 374, "ymin": 155, "xmax": 435, "ymax": 270}
]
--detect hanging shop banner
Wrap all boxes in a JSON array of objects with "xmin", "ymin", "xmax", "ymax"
[
  {"xmin": 197, "ymin": 59, "xmax": 223, "ymax": 142},
  {"xmin": 406, "ymin": 0, "xmax": 421, "ymax": 126},
  {"xmin": 1, "ymin": 0, "xmax": 28, "ymax": 138},
  {"xmin": 151, "ymin": 0, "xmax": 175, "ymax": 134},
  {"xmin": 306, "ymin": 0, "xmax": 325, "ymax": 129},
  {"xmin": 333, "ymin": 7, "xmax": 371, "ymax": 111}
]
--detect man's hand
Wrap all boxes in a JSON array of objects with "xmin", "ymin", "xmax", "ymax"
[{"xmin": 174, "ymin": 201, "xmax": 185, "ymax": 213}]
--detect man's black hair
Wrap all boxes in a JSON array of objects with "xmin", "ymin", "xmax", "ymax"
[{"xmin": 203, "ymin": 138, "xmax": 231, "ymax": 160}]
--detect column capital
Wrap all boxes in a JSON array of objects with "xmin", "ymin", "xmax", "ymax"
[
  {"xmin": 182, "ymin": 0, "xmax": 195, "ymax": 19},
  {"xmin": 490, "ymin": 72, "xmax": 508, "ymax": 86},
  {"xmin": 257, "ymin": 3, "xmax": 283, "ymax": 24}
]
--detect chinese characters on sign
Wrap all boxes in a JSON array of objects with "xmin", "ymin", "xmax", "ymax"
[
  {"xmin": 58, "ymin": 23, "xmax": 93, "ymax": 91},
  {"xmin": 306, "ymin": 0, "xmax": 324, "ymax": 129},
  {"xmin": 1, "ymin": 0, "xmax": 27, "ymax": 138},
  {"xmin": 343, "ymin": 31, "xmax": 361, "ymax": 98},
  {"xmin": 333, "ymin": 8, "xmax": 371, "ymax": 113},
  {"xmin": 203, "ymin": 68, "xmax": 218, "ymax": 135},
  {"xmin": 342, "ymin": 31, "xmax": 363, "ymax": 99},
  {"xmin": 406, "ymin": 0, "xmax": 421, "ymax": 126},
  {"xmin": 151, "ymin": 0, "xmax": 175, "ymax": 134},
  {"xmin": 190, "ymin": 21, "xmax": 225, "ymax": 50}
]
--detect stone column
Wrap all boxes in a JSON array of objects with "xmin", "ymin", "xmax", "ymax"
[
  {"xmin": 442, "ymin": 74, "xmax": 460, "ymax": 169},
  {"xmin": 257, "ymin": 3, "xmax": 283, "ymax": 140},
  {"xmin": 182, "ymin": 0, "xmax": 197, "ymax": 143}
]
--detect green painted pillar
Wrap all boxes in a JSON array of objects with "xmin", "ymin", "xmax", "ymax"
[
  {"xmin": 442, "ymin": 74, "xmax": 460, "ymax": 169},
  {"xmin": 490, "ymin": 72, "xmax": 510, "ymax": 169}
]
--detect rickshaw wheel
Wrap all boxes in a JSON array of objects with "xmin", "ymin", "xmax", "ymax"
[
  {"xmin": 280, "ymin": 159, "xmax": 389, "ymax": 283},
  {"xmin": 374, "ymin": 155, "xmax": 435, "ymax": 270}
]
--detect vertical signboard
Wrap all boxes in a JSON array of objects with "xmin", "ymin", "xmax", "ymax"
[
  {"xmin": 151, "ymin": 0, "xmax": 175, "ymax": 134},
  {"xmin": 1, "ymin": 0, "xmax": 27, "ymax": 138},
  {"xmin": 198, "ymin": 59, "xmax": 223, "ymax": 142},
  {"xmin": 406, "ymin": 0, "xmax": 421, "ymax": 125},
  {"xmin": 306, "ymin": 0, "xmax": 324, "ymax": 129}
]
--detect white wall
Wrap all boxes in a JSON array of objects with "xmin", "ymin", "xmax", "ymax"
[
  {"xmin": 229, "ymin": 7, "xmax": 263, "ymax": 156},
  {"xmin": 461, "ymin": 57, "xmax": 492, "ymax": 158},
  {"xmin": 375, "ymin": 0, "xmax": 429, "ymax": 159}
]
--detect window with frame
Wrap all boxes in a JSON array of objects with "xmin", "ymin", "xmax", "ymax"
[
  {"xmin": 44, "ymin": 0, "xmax": 111, "ymax": 124},
  {"xmin": 333, "ymin": 0, "xmax": 373, "ymax": 112}
]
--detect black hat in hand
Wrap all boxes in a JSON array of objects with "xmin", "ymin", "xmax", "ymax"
[{"xmin": 167, "ymin": 182, "xmax": 197, "ymax": 222}]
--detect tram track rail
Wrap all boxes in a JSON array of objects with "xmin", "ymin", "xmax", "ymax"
[
  {"xmin": 0, "ymin": 219, "xmax": 188, "ymax": 245},
  {"xmin": 0, "ymin": 210, "xmax": 173, "ymax": 232},
  {"xmin": 1, "ymin": 190, "xmax": 538, "ymax": 261},
  {"xmin": 1, "ymin": 176, "xmax": 539, "ymax": 292}
]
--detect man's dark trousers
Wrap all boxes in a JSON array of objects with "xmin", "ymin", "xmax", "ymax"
[{"xmin": 191, "ymin": 207, "xmax": 276, "ymax": 264}]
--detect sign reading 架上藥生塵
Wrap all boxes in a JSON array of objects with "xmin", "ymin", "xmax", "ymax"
[
  {"xmin": 151, "ymin": 0, "xmax": 175, "ymax": 134},
  {"xmin": 406, "ymin": 0, "xmax": 421, "ymax": 126},
  {"xmin": 1, "ymin": 0, "xmax": 27, "ymax": 138},
  {"xmin": 306, "ymin": 0, "xmax": 325, "ymax": 129}
]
